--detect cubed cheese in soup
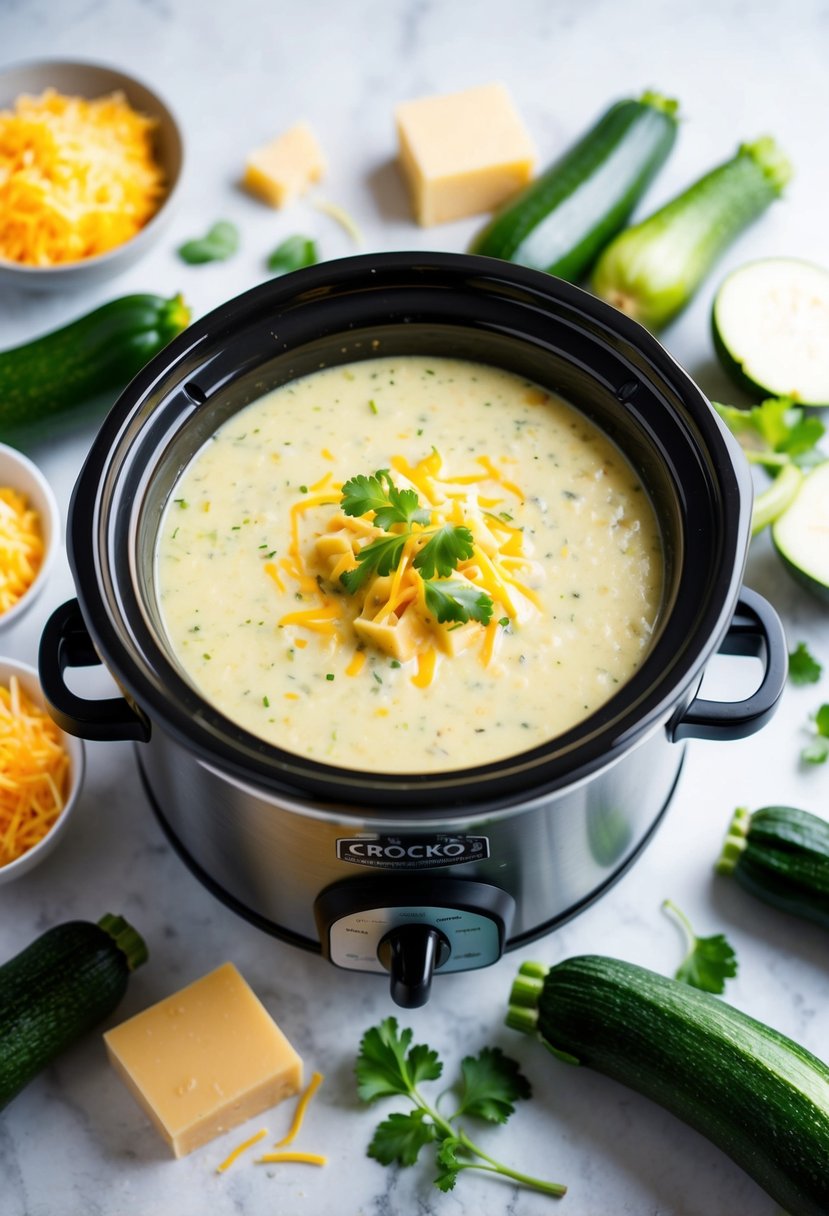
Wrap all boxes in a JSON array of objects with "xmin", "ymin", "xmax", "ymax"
[{"xmin": 156, "ymin": 356, "xmax": 663, "ymax": 773}]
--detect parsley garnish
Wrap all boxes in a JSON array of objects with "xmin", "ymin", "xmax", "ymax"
[
  {"xmin": 338, "ymin": 467, "xmax": 494, "ymax": 624},
  {"xmin": 715, "ymin": 397, "xmax": 826, "ymax": 471},
  {"xmin": 662, "ymin": 900, "xmax": 738, "ymax": 994},
  {"xmin": 789, "ymin": 641, "xmax": 822, "ymax": 686},
  {"xmin": 266, "ymin": 234, "xmax": 318, "ymax": 274},
  {"xmin": 356, "ymin": 1018, "xmax": 565, "ymax": 1197},
  {"xmin": 802, "ymin": 703, "xmax": 829, "ymax": 764}
]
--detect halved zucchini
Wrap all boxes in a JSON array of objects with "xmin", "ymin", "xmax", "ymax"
[
  {"xmin": 772, "ymin": 462, "xmax": 829, "ymax": 601},
  {"xmin": 713, "ymin": 258, "xmax": 829, "ymax": 406}
]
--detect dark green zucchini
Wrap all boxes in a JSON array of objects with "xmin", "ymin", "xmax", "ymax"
[
  {"xmin": 592, "ymin": 137, "xmax": 793, "ymax": 329},
  {"xmin": 468, "ymin": 91, "xmax": 679, "ymax": 281},
  {"xmin": 507, "ymin": 954, "xmax": 829, "ymax": 1216},
  {"xmin": 0, "ymin": 293, "xmax": 190, "ymax": 436},
  {"xmin": 0, "ymin": 915, "xmax": 147, "ymax": 1110},
  {"xmin": 717, "ymin": 805, "xmax": 829, "ymax": 928}
]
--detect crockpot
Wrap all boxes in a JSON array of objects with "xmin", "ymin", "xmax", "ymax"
[{"xmin": 39, "ymin": 253, "xmax": 786, "ymax": 1007}]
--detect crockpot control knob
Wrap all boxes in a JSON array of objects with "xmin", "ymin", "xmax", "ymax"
[{"xmin": 377, "ymin": 924, "xmax": 451, "ymax": 1008}]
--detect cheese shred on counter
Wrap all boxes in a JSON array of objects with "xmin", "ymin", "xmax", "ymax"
[
  {"xmin": 0, "ymin": 89, "xmax": 165, "ymax": 266},
  {"xmin": 0, "ymin": 676, "xmax": 70, "ymax": 866}
]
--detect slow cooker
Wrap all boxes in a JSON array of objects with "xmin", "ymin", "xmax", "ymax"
[{"xmin": 39, "ymin": 253, "xmax": 787, "ymax": 1007}]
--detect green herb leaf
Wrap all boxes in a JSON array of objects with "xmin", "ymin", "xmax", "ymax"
[
  {"xmin": 368, "ymin": 1110, "xmax": 436, "ymax": 1166},
  {"xmin": 802, "ymin": 738, "xmax": 829, "ymax": 765},
  {"xmin": 714, "ymin": 398, "xmax": 826, "ymax": 470},
  {"xmin": 423, "ymin": 579, "xmax": 494, "ymax": 626},
  {"xmin": 178, "ymin": 220, "xmax": 240, "ymax": 264},
  {"xmin": 789, "ymin": 642, "xmax": 823, "ymax": 686},
  {"xmin": 267, "ymin": 234, "xmax": 318, "ymax": 274},
  {"xmin": 356, "ymin": 1018, "xmax": 441, "ymax": 1103},
  {"xmin": 341, "ymin": 470, "xmax": 429, "ymax": 529},
  {"xmin": 663, "ymin": 899, "xmax": 738, "ymax": 994},
  {"xmin": 816, "ymin": 703, "xmax": 829, "ymax": 737},
  {"xmin": 434, "ymin": 1137, "xmax": 463, "ymax": 1191},
  {"xmin": 454, "ymin": 1047, "xmax": 531, "ymax": 1124},
  {"xmin": 340, "ymin": 532, "xmax": 409, "ymax": 594},
  {"xmin": 414, "ymin": 524, "xmax": 475, "ymax": 579}
]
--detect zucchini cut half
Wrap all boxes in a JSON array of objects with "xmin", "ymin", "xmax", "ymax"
[
  {"xmin": 772, "ymin": 462, "xmax": 829, "ymax": 601},
  {"xmin": 713, "ymin": 258, "xmax": 829, "ymax": 406}
]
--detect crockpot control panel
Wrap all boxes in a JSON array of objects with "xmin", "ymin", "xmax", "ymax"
[{"xmin": 314, "ymin": 878, "xmax": 515, "ymax": 1008}]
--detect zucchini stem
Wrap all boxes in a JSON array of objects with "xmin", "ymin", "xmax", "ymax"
[
  {"xmin": 716, "ymin": 806, "xmax": 752, "ymax": 876},
  {"xmin": 97, "ymin": 914, "xmax": 148, "ymax": 971}
]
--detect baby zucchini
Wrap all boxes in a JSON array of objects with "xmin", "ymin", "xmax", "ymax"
[
  {"xmin": 713, "ymin": 258, "xmax": 829, "ymax": 406},
  {"xmin": 718, "ymin": 805, "xmax": 829, "ymax": 928},
  {"xmin": 468, "ymin": 91, "xmax": 679, "ymax": 281},
  {"xmin": 0, "ymin": 915, "xmax": 148, "ymax": 1111},
  {"xmin": 508, "ymin": 954, "xmax": 829, "ymax": 1216},
  {"xmin": 592, "ymin": 137, "xmax": 793, "ymax": 329},
  {"xmin": 0, "ymin": 292, "xmax": 190, "ymax": 437}
]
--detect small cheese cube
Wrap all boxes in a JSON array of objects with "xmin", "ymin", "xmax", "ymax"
[
  {"xmin": 103, "ymin": 962, "xmax": 303, "ymax": 1158},
  {"xmin": 243, "ymin": 121, "xmax": 325, "ymax": 208},
  {"xmin": 395, "ymin": 83, "xmax": 536, "ymax": 226}
]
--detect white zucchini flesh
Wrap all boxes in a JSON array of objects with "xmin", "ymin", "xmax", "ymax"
[
  {"xmin": 714, "ymin": 258, "xmax": 829, "ymax": 405},
  {"xmin": 772, "ymin": 462, "xmax": 829, "ymax": 594}
]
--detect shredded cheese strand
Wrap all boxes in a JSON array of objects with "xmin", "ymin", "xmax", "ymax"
[
  {"xmin": 215, "ymin": 1127, "xmax": 268, "ymax": 1173},
  {"xmin": 256, "ymin": 1151, "xmax": 327, "ymax": 1167},
  {"xmin": 0, "ymin": 676, "xmax": 69, "ymax": 866},
  {"xmin": 274, "ymin": 1070, "xmax": 324, "ymax": 1148}
]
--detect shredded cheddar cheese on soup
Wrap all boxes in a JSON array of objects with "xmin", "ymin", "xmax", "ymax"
[
  {"xmin": 0, "ymin": 89, "xmax": 165, "ymax": 266},
  {"xmin": 0, "ymin": 487, "xmax": 44, "ymax": 615},
  {"xmin": 0, "ymin": 676, "xmax": 70, "ymax": 866}
]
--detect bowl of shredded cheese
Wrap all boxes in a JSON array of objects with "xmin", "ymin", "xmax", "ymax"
[
  {"xmin": 0, "ymin": 59, "xmax": 183, "ymax": 288},
  {"xmin": 0, "ymin": 443, "xmax": 59, "ymax": 630},
  {"xmin": 0, "ymin": 658, "xmax": 84, "ymax": 883}
]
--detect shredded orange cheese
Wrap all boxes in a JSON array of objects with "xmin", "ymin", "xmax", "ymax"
[
  {"xmin": 0, "ymin": 89, "xmax": 165, "ymax": 266},
  {"xmin": 216, "ymin": 1127, "xmax": 268, "ymax": 1174},
  {"xmin": 0, "ymin": 676, "xmax": 70, "ymax": 866},
  {"xmin": 256, "ymin": 1151, "xmax": 327, "ymax": 1167},
  {"xmin": 0, "ymin": 488, "xmax": 44, "ymax": 614},
  {"xmin": 274, "ymin": 1070, "xmax": 324, "ymax": 1148}
]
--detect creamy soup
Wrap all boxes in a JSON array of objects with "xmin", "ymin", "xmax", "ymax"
[{"xmin": 156, "ymin": 356, "xmax": 663, "ymax": 773}]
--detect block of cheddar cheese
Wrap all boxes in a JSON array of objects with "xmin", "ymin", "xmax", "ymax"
[
  {"xmin": 103, "ymin": 962, "xmax": 303, "ymax": 1158},
  {"xmin": 243, "ymin": 121, "xmax": 326, "ymax": 208},
  {"xmin": 395, "ymin": 83, "xmax": 536, "ymax": 226}
]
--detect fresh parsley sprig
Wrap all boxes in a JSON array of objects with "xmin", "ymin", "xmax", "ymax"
[
  {"xmin": 715, "ymin": 398, "xmax": 826, "ymax": 472},
  {"xmin": 356, "ymin": 1018, "xmax": 566, "ymax": 1198},
  {"xmin": 789, "ymin": 641, "xmax": 823, "ymax": 686},
  {"xmin": 338, "ymin": 467, "xmax": 494, "ymax": 625},
  {"xmin": 801, "ymin": 703, "xmax": 829, "ymax": 765},
  {"xmin": 662, "ymin": 899, "xmax": 738, "ymax": 994}
]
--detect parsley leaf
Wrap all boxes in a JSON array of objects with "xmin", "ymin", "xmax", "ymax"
[
  {"xmin": 368, "ymin": 1109, "xmax": 436, "ymax": 1166},
  {"xmin": 663, "ymin": 900, "xmax": 738, "ymax": 994},
  {"xmin": 340, "ymin": 532, "xmax": 409, "ymax": 594},
  {"xmin": 423, "ymin": 579, "xmax": 494, "ymax": 625},
  {"xmin": 355, "ymin": 1018, "xmax": 565, "ymax": 1199},
  {"xmin": 715, "ymin": 398, "xmax": 826, "ymax": 470},
  {"xmin": 178, "ymin": 220, "xmax": 239, "ymax": 264},
  {"xmin": 267, "ymin": 234, "xmax": 318, "ymax": 274},
  {"xmin": 789, "ymin": 642, "xmax": 823, "ymax": 686},
  {"xmin": 341, "ymin": 470, "xmax": 429, "ymax": 529},
  {"xmin": 801, "ymin": 703, "xmax": 829, "ymax": 764},
  {"xmin": 414, "ymin": 524, "xmax": 474, "ymax": 579},
  {"xmin": 455, "ymin": 1047, "xmax": 531, "ymax": 1123}
]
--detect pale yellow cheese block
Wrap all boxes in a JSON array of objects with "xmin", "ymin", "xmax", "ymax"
[
  {"xmin": 103, "ymin": 962, "xmax": 303, "ymax": 1158},
  {"xmin": 243, "ymin": 121, "xmax": 325, "ymax": 207},
  {"xmin": 395, "ymin": 82, "xmax": 536, "ymax": 225}
]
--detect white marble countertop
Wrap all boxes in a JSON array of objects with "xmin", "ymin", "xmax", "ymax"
[{"xmin": 2, "ymin": 2, "xmax": 829, "ymax": 1213}]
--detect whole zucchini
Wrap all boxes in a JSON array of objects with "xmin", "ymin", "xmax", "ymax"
[
  {"xmin": 508, "ymin": 954, "xmax": 829, "ymax": 1216},
  {"xmin": 0, "ymin": 915, "xmax": 148, "ymax": 1110},
  {"xmin": 718, "ymin": 805, "xmax": 829, "ymax": 927},
  {"xmin": 0, "ymin": 293, "xmax": 190, "ymax": 436},
  {"xmin": 592, "ymin": 137, "xmax": 792, "ymax": 329},
  {"xmin": 469, "ymin": 90, "xmax": 679, "ymax": 281}
]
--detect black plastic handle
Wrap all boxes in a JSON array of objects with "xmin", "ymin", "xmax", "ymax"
[
  {"xmin": 38, "ymin": 599, "xmax": 151, "ymax": 742},
  {"xmin": 669, "ymin": 587, "xmax": 787, "ymax": 743}
]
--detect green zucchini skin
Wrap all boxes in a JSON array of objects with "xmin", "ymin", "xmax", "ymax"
[
  {"xmin": 0, "ymin": 917, "xmax": 147, "ymax": 1111},
  {"xmin": 468, "ymin": 92, "xmax": 679, "ymax": 281},
  {"xmin": 509, "ymin": 955, "xmax": 829, "ymax": 1216},
  {"xmin": 0, "ymin": 293, "xmax": 190, "ymax": 436},
  {"xmin": 771, "ymin": 463, "xmax": 829, "ymax": 603},
  {"xmin": 592, "ymin": 137, "xmax": 793, "ymax": 329},
  {"xmin": 718, "ymin": 805, "xmax": 829, "ymax": 928}
]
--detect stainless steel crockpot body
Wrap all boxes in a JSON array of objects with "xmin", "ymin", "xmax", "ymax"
[{"xmin": 40, "ymin": 253, "xmax": 786, "ymax": 1007}]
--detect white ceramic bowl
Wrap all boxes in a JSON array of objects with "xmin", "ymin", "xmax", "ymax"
[
  {"xmin": 0, "ymin": 443, "xmax": 60, "ymax": 631},
  {"xmin": 0, "ymin": 658, "xmax": 85, "ymax": 884},
  {"xmin": 0, "ymin": 59, "xmax": 184, "ymax": 291}
]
